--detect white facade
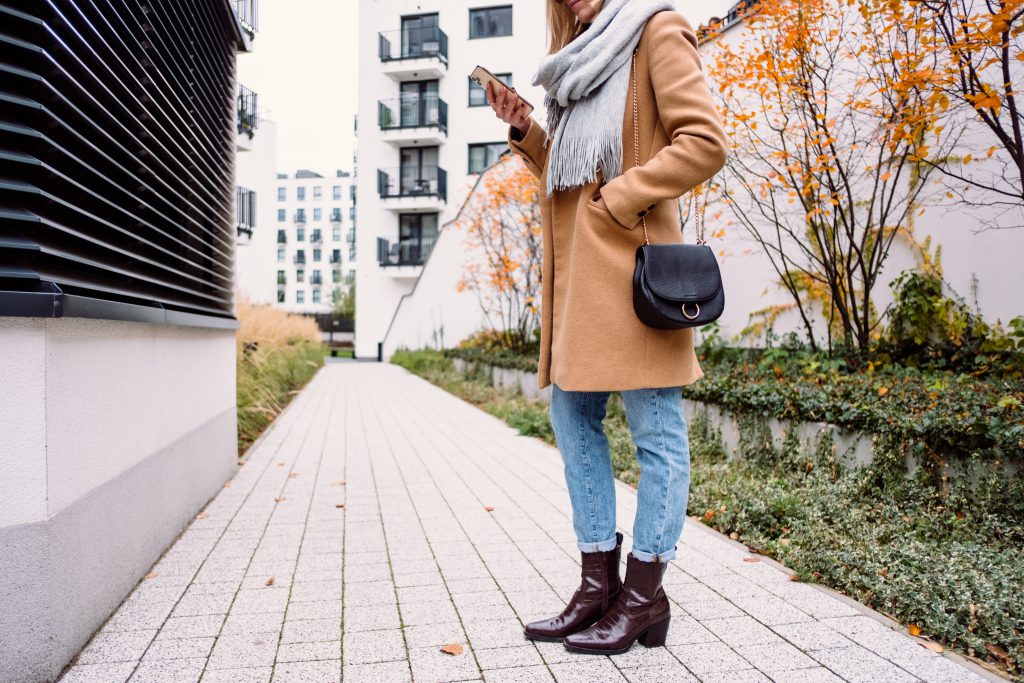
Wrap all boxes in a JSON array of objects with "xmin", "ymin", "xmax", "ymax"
[
  {"xmin": 234, "ymin": 118, "xmax": 280, "ymax": 306},
  {"xmin": 275, "ymin": 169, "xmax": 357, "ymax": 313},
  {"xmin": 355, "ymin": 0, "xmax": 548, "ymax": 359}
]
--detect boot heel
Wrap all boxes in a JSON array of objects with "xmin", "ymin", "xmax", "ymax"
[{"xmin": 638, "ymin": 616, "xmax": 670, "ymax": 647}]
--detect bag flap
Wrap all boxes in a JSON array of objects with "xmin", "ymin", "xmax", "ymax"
[{"xmin": 639, "ymin": 244, "xmax": 722, "ymax": 301}]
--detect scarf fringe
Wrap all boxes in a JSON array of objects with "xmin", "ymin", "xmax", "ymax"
[{"xmin": 546, "ymin": 133, "xmax": 624, "ymax": 195}]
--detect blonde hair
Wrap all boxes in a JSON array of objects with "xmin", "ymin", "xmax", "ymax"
[{"xmin": 546, "ymin": 0, "xmax": 604, "ymax": 53}]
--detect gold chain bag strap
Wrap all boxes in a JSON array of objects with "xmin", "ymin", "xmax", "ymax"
[{"xmin": 629, "ymin": 49, "xmax": 725, "ymax": 329}]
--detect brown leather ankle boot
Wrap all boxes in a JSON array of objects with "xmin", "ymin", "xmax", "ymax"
[
  {"xmin": 523, "ymin": 532, "xmax": 623, "ymax": 642},
  {"xmin": 562, "ymin": 552, "xmax": 671, "ymax": 655}
]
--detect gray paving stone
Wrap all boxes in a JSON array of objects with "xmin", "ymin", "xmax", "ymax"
[
  {"xmin": 128, "ymin": 657, "xmax": 206, "ymax": 683},
  {"xmin": 200, "ymin": 667, "xmax": 272, "ymax": 683},
  {"xmin": 171, "ymin": 592, "xmax": 235, "ymax": 618},
  {"xmin": 342, "ymin": 629, "xmax": 407, "ymax": 665},
  {"xmin": 220, "ymin": 611, "xmax": 284, "ymax": 636},
  {"xmin": 767, "ymin": 668, "xmax": 846, "ymax": 683},
  {"xmin": 409, "ymin": 643, "xmax": 479, "ymax": 682},
  {"xmin": 483, "ymin": 664, "xmax": 555, "ymax": 682},
  {"xmin": 620, "ymin": 663, "xmax": 699, "ymax": 682},
  {"xmin": 403, "ymin": 622, "xmax": 468, "ymax": 649},
  {"xmin": 698, "ymin": 670, "xmax": 773, "ymax": 683},
  {"xmin": 156, "ymin": 615, "xmax": 225, "ymax": 640},
  {"xmin": 549, "ymin": 658, "xmax": 627, "ymax": 682},
  {"xmin": 231, "ymin": 587, "xmax": 291, "ymax": 614},
  {"xmin": 809, "ymin": 645, "xmax": 918, "ymax": 683},
  {"xmin": 275, "ymin": 640, "xmax": 341, "ymax": 663},
  {"xmin": 284, "ymin": 599, "xmax": 342, "ymax": 621},
  {"xmin": 668, "ymin": 642, "xmax": 754, "ymax": 674},
  {"xmin": 59, "ymin": 662, "xmax": 136, "ymax": 683},
  {"xmin": 343, "ymin": 602, "xmax": 401, "ymax": 631},
  {"xmin": 734, "ymin": 642, "xmax": 818, "ymax": 672},
  {"xmin": 270, "ymin": 659, "xmax": 340, "ymax": 682},
  {"xmin": 400, "ymin": 598, "xmax": 460, "ymax": 626},
  {"xmin": 141, "ymin": 637, "xmax": 215, "ymax": 661},
  {"xmin": 464, "ymin": 619, "xmax": 530, "ymax": 650},
  {"xmin": 771, "ymin": 621, "xmax": 854, "ymax": 652},
  {"xmin": 206, "ymin": 633, "xmax": 279, "ymax": 669},
  {"xmin": 77, "ymin": 630, "xmax": 157, "ymax": 665},
  {"xmin": 343, "ymin": 660, "xmax": 413, "ymax": 683},
  {"xmin": 700, "ymin": 616, "xmax": 783, "ymax": 647},
  {"xmin": 474, "ymin": 645, "xmax": 543, "ymax": 670}
]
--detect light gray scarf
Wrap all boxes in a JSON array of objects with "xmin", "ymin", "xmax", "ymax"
[{"xmin": 533, "ymin": 0, "xmax": 676, "ymax": 195}]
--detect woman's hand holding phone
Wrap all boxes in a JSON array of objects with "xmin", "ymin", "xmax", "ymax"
[{"xmin": 486, "ymin": 82, "xmax": 530, "ymax": 137}]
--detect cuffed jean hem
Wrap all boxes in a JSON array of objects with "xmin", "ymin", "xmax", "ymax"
[
  {"xmin": 577, "ymin": 535, "xmax": 619, "ymax": 553},
  {"xmin": 631, "ymin": 545, "xmax": 677, "ymax": 562}
]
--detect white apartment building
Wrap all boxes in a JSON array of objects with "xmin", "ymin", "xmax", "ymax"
[
  {"xmin": 234, "ymin": 114, "xmax": 280, "ymax": 306},
  {"xmin": 275, "ymin": 169, "xmax": 358, "ymax": 313},
  {"xmin": 355, "ymin": 1, "xmax": 547, "ymax": 360}
]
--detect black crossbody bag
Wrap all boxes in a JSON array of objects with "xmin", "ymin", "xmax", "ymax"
[{"xmin": 628, "ymin": 51, "xmax": 725, "ymax": 330}]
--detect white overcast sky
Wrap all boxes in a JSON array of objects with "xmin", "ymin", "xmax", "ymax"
[{"xmin": 237, "ymin": 0, "xmax": 736, "ymax": 176}]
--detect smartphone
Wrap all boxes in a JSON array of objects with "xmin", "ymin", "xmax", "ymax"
[{"xmin": 470, "ymin": 65, "xmax": 534, "ymax": 117}]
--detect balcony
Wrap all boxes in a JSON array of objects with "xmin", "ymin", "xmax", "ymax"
[
  {"xmin": 376, "ymin": 235, "xmax": 437, "ymax": 277},
  {"xmin": 236, "ymin": 186, "xmax": 255, "ymax": 240},
  {"xmin": 346, "ymin": 228, "xmax": 356, "ymax": 243},
  {"xmin": 234, "ymin": 0, "xmax": 258, "ymax": 39},
  {"xmin": 378, "ymin": 95, "xmax": 448, "ymax": 146},
  {"xmin": 293, "ymin": 254, "xmax": 306, "ymax": 265},
  {"xmin": 378, "ymin": 27, "xmax": 448, "ymax": 80},
  {"xmin": 330, "ymin": 252, "xmax": 342, "ymax": 264},
  {"xmin": 376, "ymin": 166, "xmax": 447, "ymax": 212},
  {"xmin": 330, "ymin": 209, "xmax": 343, "ymax": 223},
  {"xmin": 310, "ymin": 231, "xmax": 323, "ymax": 245},
  {"xmin": 294, "ymin": 211, "xmax": 306, "ymax": 224},
  {"xmin": 237, "ymin": 84, "xmax": 258, "ymax": 148}
]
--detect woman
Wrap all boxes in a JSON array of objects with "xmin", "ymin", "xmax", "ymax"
[{"xmin": 485, "ymin": 0, "xmax": 728, "ymax": 655}]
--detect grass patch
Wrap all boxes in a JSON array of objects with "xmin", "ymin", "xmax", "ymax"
[
  {"xmin": 236, "ymin": 296, "xmax": 325, "ymax": 456},
  {"xmin": 392, "ymin": 347, "xmax": 1024, "ymax": 679}
]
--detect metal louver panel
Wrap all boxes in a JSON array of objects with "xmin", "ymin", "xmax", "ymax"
[{"xmin": 0, "ymin": 0, "xmax": 245, "ymax": 329}]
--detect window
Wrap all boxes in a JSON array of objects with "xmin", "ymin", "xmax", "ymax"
[
  {"xmin": 297, "ymin": 186, "xmax": 306, "ymax": 201},
  {"xmin": 276, "ymin": 270, "xmax": 286, "ymax": 285},
  {"xmin": 277, "ymin": 229, "xmax": 286, "ymax": 244},
  {"xmin": 295, "ymin": 249, "xmax": 306, "ymax": 265},
  {"xmin": 311, "ymin": 229, "xmax": 322, "ymax": 243},
  {"xmin": 313, "ymin": 248, "xmax": 322, "ymax": 262},
  {"xmin": 277, "ymin": 248, "xmax": 285, "ymax": 262},
  {"xmin": 468, "ymin": 142, "xmax": 508, "ymax": 173},
  {"xmin": 313, "ymin": 208, "xmax": 322, "ymax": 221},
  {"xmin": 331, "ymin": 248, "xmax": 341, "ymax": 263},
  {"xmin": 332, "ymin": 185, "xmax": 342, "ymax": 200},
  {"xmin": 296, "ymin": 290, "xmax": 305, "ymax": 304},
  {"xmin": 470, "ymin": 6, "xmax": 512, "ymax": 39},
  {"xmin": 469, "ymin": 72, "xmax": 511, "ymax": 107},
  {"xmin": 332, "ymin": 226, "xmax": 342, "ymax": 241},
  {"xmin": 297, "ymin": 227, "xmax": 305, "ymax": 241},
  {"xmin": 296, "ymin": 269, "xmax": 305, "ymax": 283},
  {"xmin": 277, "ymin": 290, "xmax": 286, "ymax": 303},
  {"xmin": 313, "ymin": 186, "xmax": 322, "ymax": 200},
  {"xmin": 400, "ymin": 13, "xmax": 440, "ymax": 58},
  {"xmin": 349, "ymin": 207, "xmax": 356, "ymax": 221},
  {"xmin": 277, "ymin": 187, "xmax": 286, "ymax": 201},
  {"xmin": 277, "ymin": 208, "xmax": 286, "ymax": 222},
  {"xmin": 311, "ymin": 269, "xmax": 322, "ymax": 285},
  {"xmin": 332, "ymin": 268, "xmax": 342, "ymax": 283},
  {"xmin": 312, "ymin": 289, "xmax": 321, "ymax": 304}
]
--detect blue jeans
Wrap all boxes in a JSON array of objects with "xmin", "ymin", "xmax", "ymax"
[{"xmin": 550, "ymin": 384, "xmax": 691, "ymax": 562}]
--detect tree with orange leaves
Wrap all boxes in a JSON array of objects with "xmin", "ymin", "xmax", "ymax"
[
  {"xmin": 704, "ymin": 0, "xmax": 958, "ymax": 351},
  {"xmin": 918, "ymin": 0, "xmax": 1023, "ymax": 226},
  {"xmin": 455, "ymin": 155, "xmax": 543, "ymax": 352}
]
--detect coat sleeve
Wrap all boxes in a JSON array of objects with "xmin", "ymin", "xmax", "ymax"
[
  {"xmin": 600, "ymin": 11, "xmax": 728, "ymax": 230},
  {"xmin": 507, "ymin": 118, "xmax": 549, "ymax": 180}
]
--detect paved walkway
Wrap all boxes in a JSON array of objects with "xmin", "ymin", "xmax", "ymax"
[{"xmin": 59, "ymin": 363, "xmax": 999, "ymax": 683}]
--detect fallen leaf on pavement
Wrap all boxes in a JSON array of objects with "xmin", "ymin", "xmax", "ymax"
[
  {"xmin": 440, "ymin": 644, "xmax": 464, "ymax": 656},
  {"xmin": 743, "ymin": 557, "xmax": 760, "ymax": 563},
  {"xmin": 907, "ymin": 624, "xmax": 921, "ymax": 636},
  {"xmin": 703, "ymin": 509, "xmax": 716, "ymax": 522},
  {"xmin": 144, "ymin": 572, "xmax": 159, "ymax": 580},
  {"xmin": 223, "ymin": 482, "xmax": 232, "ymax": 488},
  {"xmin": 484, "ymin": 506, "xmax": 495, "ymax": 512},
  {"xmin": 921, "ymin": 641, "xmax": 943, "ymax": 653},
  {"xmin": 729, "ymin": 532, "xmax": 739, "ymax": 540},
  {"xmin": 265, "ymin": 576, "xmax": 276, "ymax": 586},
  {"xmin": 289, "ymin": 472, "xmax": 300, "ymax": 478},
  {"xmin": 195, "ymin": 512, "xmax": 208, "ymax": 520},
  {"xmin": 333, "ymin": 480, "xmax": 346, "ymax": 486},
  {"xmin": 335, "ymin": 504, "xmax": 345, "ymax": 509},
  {"xmin": 275, "ymin": 497, "xmax": 287, "ymax": 503}
]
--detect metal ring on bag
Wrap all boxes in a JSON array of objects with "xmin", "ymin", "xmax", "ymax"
[{"xmin": 681, "ymin": 303, "xmax": 701, "ymax": 320}]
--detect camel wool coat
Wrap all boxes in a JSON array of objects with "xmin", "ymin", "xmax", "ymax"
[{"xmin": 508, "ymin": 10, "xmax": 728, "ymax": 392}]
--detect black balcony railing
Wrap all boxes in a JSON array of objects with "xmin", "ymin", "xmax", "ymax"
[
  {"xmin": 378, "ymin": 27, "xmax": 449, "ymax": 64},
  {"xmin": 236, "ymin": 186, "xmax": 255, "ymax": 238},
  {"xmin": 237, "ymin": 84, "xmax": 258, "ymax": 138},
  {"xmin": 346, "ymin": 228, "xmax": 356, "ymax": 243},
  {"xmin": 293, "ymin": 254, "xmax": 306, "ymax": 265},
  {"xmin": 378, "ymin": 95, "xmax": 448, "ymax": 133},
  {"xmin": 294, "ymin": 211, "xmax": 306, "ymax": 223},
  {"xmin": 330, "ymin": 252, "xmax": 342, "ymax": 264},
  {"xmin": 311, "ymin": 231, "xmax": 323, "ymax": 245},
  {"xmin": 330, "ymin": 209, "xmax": 343, "ymax": 223},
  {"xmin": 377, "ymin": 234, "xmax": 437, "ymax": 267},
  {"xmin": 377, "ymin": 166, "xmax": 447, "ymax": 201},
  {"xmin": 310, "ymin": 274, "xmax": 323, "ymax": 286},
  {"xmin": 234, "ymin": 0, "xmax": 258, "ymax": 38}
]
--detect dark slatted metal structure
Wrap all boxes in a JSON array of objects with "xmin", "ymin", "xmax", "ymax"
[{"xmin": 0, "ymin": 0, "xmax": 249, "ymax": 328}]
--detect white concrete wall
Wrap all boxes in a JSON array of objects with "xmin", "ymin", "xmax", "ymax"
[
  {"xmin": 235, "ymin": 119, "xmax": 280, "ymax": 306},
  {"xmin": 356, "ymin": 0, "xmax": 547, "ymax": 359}
]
